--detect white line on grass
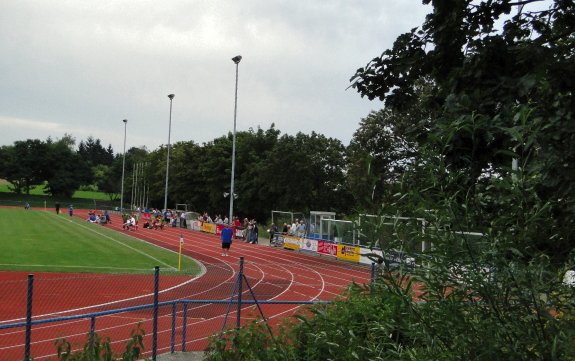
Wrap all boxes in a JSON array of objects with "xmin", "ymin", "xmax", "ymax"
[{"xmin": 47, "ymin": 212, "xmax": 176, "ymax": 270}]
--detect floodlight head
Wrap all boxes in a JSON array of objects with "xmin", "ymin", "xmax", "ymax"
[
  {"xmin": 123, "ymin": 119, "xmax": 127, "ymax": 123},
  {"xmin": 232, "ymin": 55, "xmax": 242, "ymax": 64},
  {"xmin": 168, "ymin": 94, "xmax": 175, "ymax": 100},
  {"xmin": 223, "ymin": 192, "xmax": 230, "ymax": 197}
]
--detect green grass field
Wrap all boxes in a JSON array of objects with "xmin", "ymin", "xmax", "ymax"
[
  {"xmin": 0, "ymin": 208, "xmax": 200, "ymax": 275},
  {"xmin": 0, "ymin": 182, "xmax": 111, "ymax": 200}
]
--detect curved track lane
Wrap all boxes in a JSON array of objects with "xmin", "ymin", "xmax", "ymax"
[{"xmin": 0, "ymin": 210, "xmax": 371, "ymax": 359}]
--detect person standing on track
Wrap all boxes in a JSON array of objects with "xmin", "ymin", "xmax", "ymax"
[
  {"xmin": 221, "ymin": 225, "xmax": 233, "ymax": 256},
  {"xmin": 68, "ymin": 205, "xmax": 74, "ymax": 220}
]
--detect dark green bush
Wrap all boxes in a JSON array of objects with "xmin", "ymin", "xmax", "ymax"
[{"xmin": 51, "ymin": 324, "xmax": 148, "ymax": 361}]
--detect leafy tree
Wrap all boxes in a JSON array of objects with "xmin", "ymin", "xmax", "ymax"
[
  {"xmin": 347, "ymin": 108, "xmax": 421, "ymax": 212},
  {"xmin": 350, "ymin": 0, "xmax": 575, "ymax": 261},
  {"xmin": 0, "ymin": 140, "xmax": 49, "ymax": 194},
  {"xmin": 93, "ymin": 161, "xmax": 123, "ymax": 201},
  {"xmin": 43, "ymin": 137, "xmax": 92, "ymax": 198},
  {"xmin": 78, "ymin": 136, "xmax": 114, "ymax": 167},
  {"xmin": 260, "ymin": 131, "xmax": 351, "ymax": 217}
]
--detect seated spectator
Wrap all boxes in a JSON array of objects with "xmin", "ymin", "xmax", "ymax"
[
  {"xmin": 123, "ymin": 215, "xmax": 137, "ymax": 230},
  {"xmin": 87, "ymin": 213, "xmax": 98, "ymax": 223},
  {"xmin": 153, "ymin": 217, "xmax": 164, "ymax": 230},
  {"xmin": 99, "ymin": 214, "xmax": 107, "ymax": 224}
]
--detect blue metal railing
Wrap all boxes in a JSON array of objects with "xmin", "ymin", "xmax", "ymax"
[{"xmin": 0, "ymin": 258, "xmax": 337, "ymax": 361}]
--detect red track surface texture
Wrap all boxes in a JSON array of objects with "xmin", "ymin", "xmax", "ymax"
[{"xmin": 0, "ymin": 210, "xmax": 371, "ymax": 360}]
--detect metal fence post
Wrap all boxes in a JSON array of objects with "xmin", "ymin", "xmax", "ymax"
[
  {"xmin": 24, "ymin": 274, "xmax": 34, "ymax": 361},
  {"xmin": 152, "ymin": 266, "xmax": 159, "ymax": 361},
  {"xmin": 236, "ymin": 257, "xmax": 244, "ymax": 331},
  {"xmin": 89, "ymin": 316, "xmax": 96, "ymax": 353},
  {"xmin": 171, "ymin": 302, "xmax": 176, "ymax": 354},
  {"xmin": 182, "ymin": 303, "xmax": 188, "ymax": 352}
]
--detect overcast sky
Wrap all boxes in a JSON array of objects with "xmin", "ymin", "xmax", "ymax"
[{"xmin": 0, "ymin": 1, "xmax": 430, "ymax": 153}]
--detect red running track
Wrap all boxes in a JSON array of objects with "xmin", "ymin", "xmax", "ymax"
[{"xmin": 0, "ymin": 209, "xmax": 371, "ymax": 360}]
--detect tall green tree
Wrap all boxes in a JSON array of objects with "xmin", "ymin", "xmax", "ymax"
[
  {"xmin": 78, "ymin": 136, "xmax": 114, "ymax": 167},
  {"xmin": 350, "ymin": 0, "xmax": 575, "ymax": 261},
  {"xmin": 347, "ymin": 108, "xmax": 421, "ymax": 212},
  {"xmin": 43, "ymin": 137, "xmax": 92, "ymax": 198},
  {"xmin": 0, "ymin": 140, "xmax": 49, "ymax": 194}
]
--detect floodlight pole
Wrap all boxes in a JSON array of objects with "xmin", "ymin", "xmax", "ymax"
[
  {"xmin": 164, "ymin": 94, "xmax": 175, "ymax": 211},
  {"xmin": 120, "ymin": 119, "xmax": 127, "ymax": 212},
  {"xmin": 229, "ymin": 55, "xmax": 241, "ymax": 224}
]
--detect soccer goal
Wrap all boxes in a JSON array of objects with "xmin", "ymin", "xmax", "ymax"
[
  {"xmin": 319, "ymin": 218, "xmax": 357, "ymax": 244},
  {"xmin": 357, "ymin": 214, "xmax": 428, "ymax": 252},
  {"xmin": 271, "ymin": 210, "xmax": 306, "ymax": 230},
  {"xmin": 175, "ymin": 203, "xmax": 188, "ymax": 212}
]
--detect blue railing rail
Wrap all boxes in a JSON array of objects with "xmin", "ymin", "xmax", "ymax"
[{"xmin": 1, "ymin": 259, "xmax": 337, "ymax": 361}]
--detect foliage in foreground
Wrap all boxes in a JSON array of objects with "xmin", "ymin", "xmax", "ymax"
[
  {"xmin": 207, "ymin": 106, "xmax": 575, "ymax": 359},
  {"xmin": 204, "ymin": 103, "xmax": 575, "ymax": 360},
  {"xmin": 50, "ymin": 325, "xmax": 148, "ymax": 361},
  {"xmin": 206, "ymin": 262, "xmax": 575, "ymax": 361}
]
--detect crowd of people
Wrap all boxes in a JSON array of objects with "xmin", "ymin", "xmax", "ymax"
[
  {"xmin": 197, "ymin": 212, "xmax": 260, "ymax": 244},
  {"xmin": 81, "ymin": 206, "xmax": 310, "ymax": 247},
  {"xmin": 86, "ymin": 210, "xmax": 111, "ymax": 224}
]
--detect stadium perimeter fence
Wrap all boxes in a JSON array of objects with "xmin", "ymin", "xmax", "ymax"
[{"xmin": 0, "ymin": 258, "xmax": 376, "ymax": 361}]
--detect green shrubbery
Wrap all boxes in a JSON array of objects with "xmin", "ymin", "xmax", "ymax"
[{"xmin": 51, "ymin": 325, "xmax": 148, "ymax": 361}]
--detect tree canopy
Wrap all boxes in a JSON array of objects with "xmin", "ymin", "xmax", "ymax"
[{"xmin": 351, "ymin": 0, "xmax": 574, "ymax": 261}]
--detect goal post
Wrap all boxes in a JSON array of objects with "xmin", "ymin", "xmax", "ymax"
[
  {"xmin": 175, "ymin": 203, "xmax": 188, "ymax": 212},
  {"xmin": 271, "ymin": 210, "xmax": 306, "ymax": 231}
]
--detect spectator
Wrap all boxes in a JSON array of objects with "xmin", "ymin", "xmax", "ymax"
[
  {"xmin": 123, "ymin": 215, "xmax": 137, "ymax": 231},
  {"xmin": 180, "ymin": 212, "xmax": 187, "ymax": 228},
  {"xmin": 269, "ymin": 223, "xmax": 278, "ymax": 244},
  {"xmin": 297, "ymin": 220, "xmax": 306, "ymax": 237},
  {"xmin": 153, "ymin": 217, "xmax": 164, "ymax": 230},
  {"xmin": 87, "ymin": 212, "xmax": 97, "ymax": 223},
  {"xmin": 289, "ymin": 220, "xmax": 298, "ymax": 235},
  {"xmin": 250, "ymin": 221, "xmax": 259, "ymax": 244},
  {"xmin": 246, "ymin": 220, "xmax": 254, "ymax": 243}
]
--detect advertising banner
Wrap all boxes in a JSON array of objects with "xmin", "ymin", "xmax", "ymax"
[
  {"xmin": 271, "ymin": 233, "xmax": 284, "ymax": 247},
  {"xmin": 191, "ymin": 220, "xmax": 202, "ymax": 231},
  {"xmin": 337, "ymin": 244, "xmax": 361, "ymax": 263},
  {"xmin": 300, "ymin": 238, "xmax": 318, "ymax": 253},
  {"xmin": 359, "ymin": 247, "xmax": 383, "ymax": 266},
  {"xmin": 213, "ymin": 224, "xmax": 236, "ymax": 237},
  {"xmin": 317, "ymin": 241, "xmax": 337, "ymax": 257},
  {"xmin": 283, "ymin": 235, "xmax": 301, "ymax": 251},
  {"xmin": 359, "ymin": 248, "xmax": 415, "ymax": 268},
  {"xmin": 201, "ymin": 222, "xmax": 217, "ymax": 234}
]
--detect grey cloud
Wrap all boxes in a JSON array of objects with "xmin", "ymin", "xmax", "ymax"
[{"xmin": 0, "ymin": 0, "xmax": 430, "ymax": 152}]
